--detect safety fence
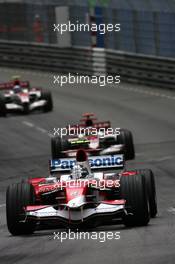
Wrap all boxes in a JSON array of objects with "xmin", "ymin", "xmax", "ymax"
[{"xmin": 1, "ymin": 2, "xmax": 175, "ymax": 57}]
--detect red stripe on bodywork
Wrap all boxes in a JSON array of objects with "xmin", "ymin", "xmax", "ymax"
[
  {"xmin": 102, "ymin": 199, "xmax": 126, "ymax": 205},
  {"xmin": 25, "ymin": 205, "xmax": 49, "ymax": 211}
]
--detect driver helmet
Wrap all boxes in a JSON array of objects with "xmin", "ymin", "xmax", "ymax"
[
  {"xmin": 13, "ymin": 85, "xmax": 21, "ymax": 93},
  {"xmin": 85, "ymin": 118, "xmax": 93, "ymax": 127},
  {"xmin": 71, "ymin": 164, "xmax": 89, "ymax": 179}
]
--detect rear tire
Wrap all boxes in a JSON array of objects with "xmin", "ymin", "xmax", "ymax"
[
  {"xmin": 41, "ymin": 91, "xmax": 53, "ymax": 112},
  {"xmin": 136, "ymin": 169, "xmax": 157, "ymax": 218},
  {"xmin": 6, "ymin": 182, "xmax": 36, "ymax": 235},
  {"xmin": 117, "ymin": 129, "xmax": 135, "ymax": 160},
  {"xmin": 120, "ymin": 174, "xmax": 150, "ymax": 226}
]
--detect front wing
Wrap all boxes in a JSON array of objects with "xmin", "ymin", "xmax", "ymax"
[
  {"xmin": 5, "ymin": 99, "xmax": 46, "ymax": 112},
  {"xmin": 25, "ymin": 200, "xmax": 126, "ymax": 225}
]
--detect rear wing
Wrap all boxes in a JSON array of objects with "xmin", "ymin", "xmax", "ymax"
[
  {"xmin": 67, "ymin": 121, "xmax": 111, "ymax": 132},
  {"xmin": 50, "ymin": 154, "xmax": 124, "ymax": 173},
  {"xmin": 0, "ymin": 81, "xmax": 30, "ymax": 90}
]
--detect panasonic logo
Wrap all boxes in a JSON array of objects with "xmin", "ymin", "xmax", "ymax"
[{"xmin": 51, "ymin": 154, "xmax": 124, "ymax": 171}]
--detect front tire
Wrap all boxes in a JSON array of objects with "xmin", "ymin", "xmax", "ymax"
[
  {"xmin": 0, "ymin": 96, "xmax": 7, "ymax": 117},
  {"xmin": 6, "ymin": 182, "xmax": 36, "ymax": 235},
  {"xmin": 120, "ymin": 173, "xmax": 150, "ymax": 226},
  {"xmin": 41, "ymin": 91, "xmax": 53, "ymax": 112},
  {"xmin": 51, "ymin": 136, "xmax": 62, "ymax": 159},
  {"xmin": 51, "ymin": 136, "xmax": 69, "ymax": 159},
  {"xmin": 23, "ymin": 103, "xmax": 29, "ymax": 115}
]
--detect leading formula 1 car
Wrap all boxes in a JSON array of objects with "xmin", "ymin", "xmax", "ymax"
[
  {"xmin": 51, "ymin": 113, "xmax": 135, "ymax": 161},
  {"xmin": 6, "ymin": 149, "xmax": 157, "ymax": 235},
  {"xmin": 0, "ymin": 76, "xmax": 53, "ymax": 116}
]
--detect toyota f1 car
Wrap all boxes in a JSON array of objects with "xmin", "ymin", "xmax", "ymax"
[
  {"xmin": 0, "ymin": 76, "xmax": 53, "ymax": 116},
  {"xmin": 6, "ymin": 149, "xmax": 157, "ymax": 235},
  {"xmin": 51, "ymin": 113, "xmax": 135, "ymax": 161}
]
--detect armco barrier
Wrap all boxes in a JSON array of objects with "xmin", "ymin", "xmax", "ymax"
[
  {"xmin": 0, "ymin": 41, "xmax": 106, "ymax": 76},
  {"xmin": 0, "ymin": 41, "xmax": 175, "ymax": 89},
  {"xmin": 106, "ymin": 50, "xmax": 175, "ymax": 89}
]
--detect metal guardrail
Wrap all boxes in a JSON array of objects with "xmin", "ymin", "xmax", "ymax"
[
  {"xmin": 0, "ymin": 41, "xmax": 106, "ymax": 76},
  {"xmin": 106, "ymin": 50, "xmax": 175, "ymax": 89},
  {"xmin": 0, "ymin": 41, "xmax": 175, "ymax": 89}
]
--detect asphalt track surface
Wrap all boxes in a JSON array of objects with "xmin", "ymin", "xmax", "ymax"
[{"xmin": 0, "ymin": 67, "xmax": 175, "ymax": 264}]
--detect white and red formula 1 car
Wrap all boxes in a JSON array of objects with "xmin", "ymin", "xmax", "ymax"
[
  {"xmin": 0, "ymin": 76, "xmax": 53, "ymax": 116},
  {"xmin": 6, "ymin": 149, "xmax": 157, "ymax": 235},
  {"xmin": 51, "ymin": 113, "xmax": 135, "ymax": 161}
]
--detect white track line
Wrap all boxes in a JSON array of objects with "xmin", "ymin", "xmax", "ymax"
[
  {"xmin": 154, "ymin": 156, "xmax": 174, "ymax": 162},
  {"xmin": 114, "ymin": 85, "xmax": 175, "ymax": 100},
  {"xmin": 168, "ymin": 207, "xmax": 175, "ymax": 214},
  {"xmin": 35, "ymin": 127, "xmax": 48, "ymax": 134},
  {"xmin": 22, "ymin": 121, "xmax": 34, "ymax": 127},
  {"xmin": 142, "ymin": 156, "xmax": 174, "ymax": 163},
  {"xmin": 22, "ymin": 120, "xmax": 51, "ymax": 138}
]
